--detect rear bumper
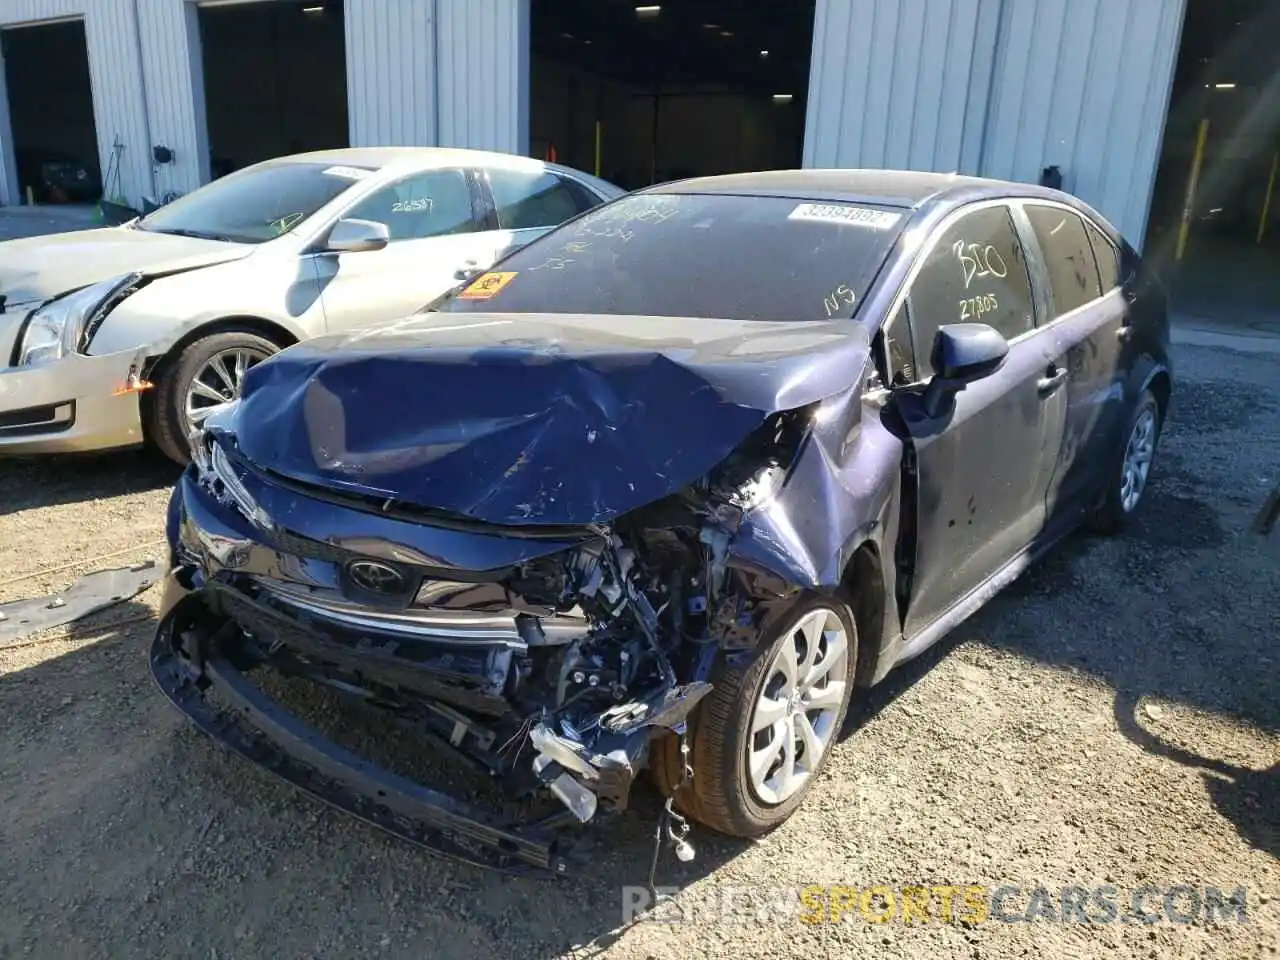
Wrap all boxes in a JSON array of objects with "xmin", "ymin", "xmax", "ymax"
[
  {"xmin": 0, "ymin": 348, "xmax": 146, "ymax": 454},
  {"xmin": 150, "ymin": 591, "xmax": 574, "ymax": 875}
]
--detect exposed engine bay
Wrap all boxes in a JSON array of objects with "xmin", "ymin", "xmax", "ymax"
[{"xmin": 156, "ymin": 403, "xmax": 820, "ymax": 874}]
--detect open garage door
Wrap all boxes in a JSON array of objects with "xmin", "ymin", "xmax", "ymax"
[
  {"xmin": 1, "ymin": 19, "xmax": 101, "ymax": 205},
  {"xmin": 198, "ymin": 0, "xmax": 348, "ymax": 178},
  {"xmin": 1146, "ymin": 0, "xmax": 1280, "ymax": 326},
  {"xmin": 531, "ymin": 0, "xmax": 814, "ymax": 190}
]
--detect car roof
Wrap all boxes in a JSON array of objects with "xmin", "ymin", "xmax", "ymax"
[
  {"xmin": 259, "ymin": 146, "xmax": 567, "ymax": 175},
  {"xmin": 649, "ymin": 168, "xmax": 1052, "ymax": 209},
  {"xmin": 251, "ymin": 147, "xmax": 623, "ymax": 197}
]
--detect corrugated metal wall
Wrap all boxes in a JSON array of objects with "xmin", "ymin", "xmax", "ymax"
[
  {"xmin": 346, "ymin": 0, "xmax": 438, "ymax": 147},
  {"xmin": 804, "ymin": 0, "xmax": 998, "ymax": 174},
  {"xmin": 434, "ymin": 0, "xmax": 527, "ymax": 153},
  {"xmin": 347, "ymin": 0, "xmax": 528, "ymax": 153},
  {"xmin": 0, "ymin": 0, "xmax": 1184, "ymax": 240},
  {"xmin": 804, "ymin": 0, "xmax": 1186, "ymax": 246},
  {"xmin": 0, "ymin": 0, "xmax": 532, "ymax": 207},
  {"xmin": 980, "ymin": 0, "xmax": 1186, "ymax": 245},
  {"xmin": 134, "ymin": 0, "xmax": 206, "ymax": 194},
  {"xmin": 343, "ymin": 0, "xmax": 530, "ymax": 153},
  {"xmin": 0, "ymin": 0, "xmax": 203, "ymax": 207}
]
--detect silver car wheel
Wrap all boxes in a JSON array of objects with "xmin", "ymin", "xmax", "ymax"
[
  {"xmin": 747, "ymin": 605, "xmax": 849, "ymax": 806},
  {"xmin": 1119, "ymin": 407, "xmax": 1157, "ymax": 513},
  {"xmin": 185, "ymin": 347, "xmax": 269, "ymax": 429}
]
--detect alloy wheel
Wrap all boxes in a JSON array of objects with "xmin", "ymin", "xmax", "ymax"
[
  {"xmin": 1120, "ymin": 407, "xmax": 1157, "ymax": 513},
  {"xmin": 747, "ymin": 605, "xmax": 850, "ymax": 805},
  {"xmin": 184, "ymin": 346, "xmax": 270, "ymax": 430}
]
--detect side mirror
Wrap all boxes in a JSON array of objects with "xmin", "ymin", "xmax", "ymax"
[
  {"xmin": 921, "ymin": 322, "xmax": 1010, "ymax": 417},
  {"xmin": 325, "ymin": 217, "xmax": 389, "ymax": 253}
]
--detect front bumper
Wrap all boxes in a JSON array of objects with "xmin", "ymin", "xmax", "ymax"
[
  {"xmin": 151, "ymin": 582, "xmax": 577, "ymax": 875},
  {"xmin": 0, "ymin": 348, "xmax": 147, "ymax": 454}
]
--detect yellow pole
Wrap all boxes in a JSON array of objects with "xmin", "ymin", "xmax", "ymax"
[
  {"xmin": 1175, "ymin": 118, "xmax": 1210, "ymax": 261},
  {"xmin": 1256, "ymin": 151, "xmax": 1278, "ymax": 244},
  {"xmin": 594, "ymin": 121, "xmax": 602, "ymax": 178}
]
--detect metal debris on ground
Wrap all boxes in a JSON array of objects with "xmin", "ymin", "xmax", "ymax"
[{"xmin": 0, "ymin": 560, "xmax": 160, "ymax": 646}]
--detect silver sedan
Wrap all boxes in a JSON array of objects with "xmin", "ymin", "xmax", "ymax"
[{"xmin": 0, "ymin": 147, "xmax": 622, "ymax": 462}]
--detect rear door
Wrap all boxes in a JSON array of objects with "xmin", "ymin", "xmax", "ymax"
[
  {"xmin": 1017, "ymin": 202, "xmax": 1127, "ymax": 530},
  {"xmin": 890, "ymin": 202, "xmax": 1069, "ymax": 638},
  {"xmin": 313, "ymin": 167, "xmax": 502, "ymax": 331}
]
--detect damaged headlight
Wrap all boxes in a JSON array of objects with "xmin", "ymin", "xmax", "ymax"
[
  {"xmin": 16, "ymin": 272, "xmax": 141, "ymax": 366},
  {"xmin": 708, "ymin": 405, "xmax": 817, "ymax": 512},
  {"xmin": 190, "ymin": 404, "xmax": 240, "ymax": 479},
  {"xmin": 196, "ymin": 429, "xmax": 270, "ymax": 528}
]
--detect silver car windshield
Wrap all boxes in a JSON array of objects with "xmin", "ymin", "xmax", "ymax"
[{"xmin": 136, "ymin": 161, "xmax": 374, "ymax": 244}]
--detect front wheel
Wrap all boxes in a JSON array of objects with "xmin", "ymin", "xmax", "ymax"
[
  {"xmin": 652, "ymin": 593, "xmax": 857, "ymax": 837},
  {"xmin": 146, "ymin": 329, "xmax": 278, "ymax": 465}
]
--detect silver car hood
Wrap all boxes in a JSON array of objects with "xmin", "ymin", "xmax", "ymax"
[{"xmin": 0, "ymin": 226, "xmax": 254, "ymax": 307}]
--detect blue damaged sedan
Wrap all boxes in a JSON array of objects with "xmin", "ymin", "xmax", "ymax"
[{"xmin": 151, "ymin": 170, "xmax": 1173, "ymax": 875}]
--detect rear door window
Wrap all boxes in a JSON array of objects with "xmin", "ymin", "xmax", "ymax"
[
  {"xmin": 1025, "ymin": 204, "xmax": 1103, "ymax": 317},
  {"xmin": 906, "ymin": 205, "xmax": 1036, "ymax": 377}
]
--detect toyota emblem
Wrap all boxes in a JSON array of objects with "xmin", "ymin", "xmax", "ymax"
[{"xmin": 346, "ymin": 559, "xmax": 407, "ymax": 596}]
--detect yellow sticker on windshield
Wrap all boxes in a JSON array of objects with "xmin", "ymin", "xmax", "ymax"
[{"xmin": 458, "ymin": 271, "xmax": 517, "ymax": 300}]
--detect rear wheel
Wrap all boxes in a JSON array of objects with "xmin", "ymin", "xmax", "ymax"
[
  {"xmin": 1091, "ymin": 388, "xmax": 1161, "ymax": 534},
  {"xmin": 146, "ymin": 329, "xmax": 278, "ymax": 465},
  {"xmin": 652, "ymin": 593, "xmax": 857, "ymax": 837}
]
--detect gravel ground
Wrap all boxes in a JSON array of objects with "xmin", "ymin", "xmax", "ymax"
[{"xmin": 0, "ymin": 341, "xmax": 1276, "ymax": 960}]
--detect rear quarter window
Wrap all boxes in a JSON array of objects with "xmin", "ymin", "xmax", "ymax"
[
  {"xmin": 1084, "ymin": 220, "xmax": 1121, "ymax": 291},
  {"xmin": 488, "ymin": 168, "xmax": 599, "ymax": 230}
]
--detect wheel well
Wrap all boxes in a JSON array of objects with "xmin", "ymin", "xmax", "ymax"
[
  {"xmin": 841, "ymin": 542, "xmax": 886, "ymax": 689},
  {"xmin": 138, "ymin": 317, "xmax": 299, "ymax": 434},
  {"xmin": 142, "ymin": 316, "xmax": 299, "ymax": 382},
  {"xmin": 1147, "ymin": 370, "xmax": 1172, "ymax": 424}
]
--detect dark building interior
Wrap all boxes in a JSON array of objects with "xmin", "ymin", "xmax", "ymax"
[
  {"xmin": 530, "ymin": 0, "xmax": 815, "ymax": 190},
  {"xmin": 2, "ymin": 20, "xmax": 101, "ymax": 204},
  {"xmin": 1146, "ymin": 0, "xmax": 1280, "ymax": 320},
  {"xmin": 199, "ymin": 0, "xmax": 349, "ymax": 178}
]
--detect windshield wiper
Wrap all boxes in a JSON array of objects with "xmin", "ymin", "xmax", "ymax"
[{"xmin": 143, "ymin": 226, "xmax": 238, "ymax": 243}]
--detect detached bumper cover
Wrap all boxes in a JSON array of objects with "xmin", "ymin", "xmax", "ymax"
[{"xmin": 149, "ymin": 604, "xmax": 575, "ymax": 876}]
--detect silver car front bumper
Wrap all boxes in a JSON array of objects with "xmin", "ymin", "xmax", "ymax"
[{"xmin": 0, "ymin": 347, "xmax": 149, "ymax": 455}]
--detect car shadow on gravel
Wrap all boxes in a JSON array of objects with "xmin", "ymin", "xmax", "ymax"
[
  {"xmin": 1112, "ymin": 691, "xmax": 1278, "ymax": 860},
  {"xmin": 0, "ymin": 450, "xmax": 179, "ymax": 515}
]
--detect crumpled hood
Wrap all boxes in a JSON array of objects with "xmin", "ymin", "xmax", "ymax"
[
  {"xmin": 0, "ymin": 226, "xmax": 253, "ymax": 306},
  {"xmin": 229, "ymin": 311, "xmax": 870, "ymax": 526}
]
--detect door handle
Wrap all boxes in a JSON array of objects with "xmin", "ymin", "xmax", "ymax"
[
  {"xmin": 1116, "ymin": 326, "xmax": 1133, "ymax": 343},
  {"xmin": 1037, "ymin": 366, "xmax": 1068, "ymax": 393},
  {"xmin": 454, "ymin": 259, "xmax": 480, "ymax": 280}
]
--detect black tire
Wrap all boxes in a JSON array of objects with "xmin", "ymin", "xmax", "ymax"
[
  {"xmin": 651, "ymin": 592, "xmax": 858, "ymax": 838},
  {"xmin": 145, "ymin": 328, "xmax": 280, "ymax": 465},
  {"xmin": 1090, "ymin": 388, "xmax": 1162, "ymax": 535}
]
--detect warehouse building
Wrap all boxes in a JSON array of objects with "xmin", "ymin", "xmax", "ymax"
[{"xmin": 0, "ymin": 0, "xmax": 1276, "ymax": 277}]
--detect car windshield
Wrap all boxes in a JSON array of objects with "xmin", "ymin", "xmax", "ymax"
[
  {"xmin": 136, "ymin": 161, "xmax": 375, "ymax": 244},
  {"xmin": 438, "ymin": 192, "xmax": 906, "ymax": 322}
]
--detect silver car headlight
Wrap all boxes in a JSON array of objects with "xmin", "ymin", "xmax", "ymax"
[{"xmin": 17, "ymin": 273, "xmax": 141, "ymax": 367}]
